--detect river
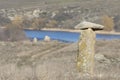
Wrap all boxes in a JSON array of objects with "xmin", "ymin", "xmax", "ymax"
[{"xmin": 24, "ymin": 29, "xmax": 120, "ymax": 42}]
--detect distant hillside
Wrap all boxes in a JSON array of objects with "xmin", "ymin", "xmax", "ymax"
[
  {"xmin": 0, "ymin": 0, "xmax": 120, "ymax": 12},
  {"xmin": 0, "ymin": 0, "xmax": 120, "ymax": 31}
]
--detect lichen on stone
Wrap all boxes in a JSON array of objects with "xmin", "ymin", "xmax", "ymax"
[{"xmin": 77, "ymin": 28, "xmax": 95, "ymax": 75}]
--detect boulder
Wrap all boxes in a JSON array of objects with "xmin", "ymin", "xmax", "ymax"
[{"xmin": 44, "ymin": 35, "xmax": 51, "ymax": 42}]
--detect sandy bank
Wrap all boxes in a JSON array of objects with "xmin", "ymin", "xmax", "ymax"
[{"xmin": 42, "ymin": 28, "xmax": 120, "ymax": 35}]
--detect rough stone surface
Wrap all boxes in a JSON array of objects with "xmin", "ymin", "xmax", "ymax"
[
  {"xmin": 75, "ymin": 21, "xmax": 104, "ymax": 31},
  {"xmin": 33, "ymin": 37, "xmax": 38, "ymax": 43},
  {"xmin": 44, "ymin": 35, "xmax": 51, "ymax": 42},
  {"xmin": 95, "ymin": 54, "xmax": 111, "ymax": 64},
  {"xmin": 77, "ymin": 28, "xmax": 95, "ymax": 74},
  {"xmin": 95, "ymin": 54, "xmax": 106, "ymax": 61}
]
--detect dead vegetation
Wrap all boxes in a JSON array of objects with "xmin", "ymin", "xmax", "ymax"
[{"xmin": 0, "ymin": 40, "xmax": 119, "ymax": 80}]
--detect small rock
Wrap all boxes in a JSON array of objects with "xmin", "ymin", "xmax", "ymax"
[
  {"xmin": 95, "ymin": 54, "xmax": 105, "ymax": 61},
  {"xmin": 116, "ymin": 58, "xmax": 120, "ymax": 62},
  {"xmin": 44, "ymin": 35, "xmax": 51, "ymax": 42},
  {"xmin": 95, "ymin": 54, "xmax": 111, "ymax": 64},
  {"xmin": 33, "ymin": 37, "xmax": 38, "ymax": 43}
]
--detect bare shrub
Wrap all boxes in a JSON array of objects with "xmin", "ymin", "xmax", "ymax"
[
  {"xmin": 46, "ymin": 20, "xmax": 58, "ymax": 28},
  {"xmin": 31, "ymin": 18, "xmax": 46, "ymax": 30},
  {"xmin": 5, "ymin": 23, "xmax": 27, "ymax": 41},
  {"xmin": 0, "ymin": 15, "xmax": 11, "ymax": 26},
  {"xmin": 102, "ymin": 15, "xmax": 114, "ymax": 31}
]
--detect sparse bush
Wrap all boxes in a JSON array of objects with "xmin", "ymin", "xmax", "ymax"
[
  {"xmin": 0, "ymin": 15, "xmax": 27, "ymax": 41},
  {"xmin": 102, "ymin": 15, "xmax": 114, "ymax": 31},
  {"xmin": 46, "ymin": 20, "xmax": 58, "ymax": 28},
  {"xmin": 0, "ymin": 28, "xmax": 7, "ymax": 41},
  {"xmin": 113, "ymin": 15, "xmax": 120, "ymax": 32},
  {"xmin": 54, "ymin": 12, "xmax": 73, "ymax": 22},
  {"xmin": 12, "ymin": 15, "xmax": 23, "ymax": 26},
  {"xmin": 0, "ymin": 15, "xmax": 11, "ymax": 26},
  {"xmin": 31, "ymin": 18, "xmax": 46, "ymax": 30},
  {"xmin": 22, "ymin": 19, "xmax": 32, "ymax": 29},
  {"xmin": 5, "ymin": 23, "xmax": 27, "ymax": 41}
]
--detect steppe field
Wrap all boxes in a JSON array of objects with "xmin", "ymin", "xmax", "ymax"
[
  {"xmin": 0, "ymin": 40, "xmax": 120, "ymax": 80},
  {"xmin": 0, "ymin": 0, "xmax": 120, "ymax": 80}
]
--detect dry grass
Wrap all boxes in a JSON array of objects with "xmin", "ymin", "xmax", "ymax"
[{"xmin": 0, "ymin": 40, "xmax": 119, "ymax": 80}]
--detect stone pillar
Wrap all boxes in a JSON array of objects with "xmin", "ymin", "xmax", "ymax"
[{"xmin": 77, "ymin": 28, "xmax": 95, "ymax": 75}]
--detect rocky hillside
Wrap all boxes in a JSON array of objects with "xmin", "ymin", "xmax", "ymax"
[{"xmin": 0, "ymin": 0, "xmax": 120, "ymax": 31}]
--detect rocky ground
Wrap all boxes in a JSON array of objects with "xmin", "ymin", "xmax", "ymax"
[
  {"xmin": 0, "ymin": 40, "xmax": 120, "ymax": 80},
  {"xmin": 0, "ymin": 0, "xmax": 120, "ymax": 31}
]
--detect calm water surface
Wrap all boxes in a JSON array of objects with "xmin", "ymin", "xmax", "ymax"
[{"xmin": 24, "ymin": 30, "xmax": 120, "ymax": 42}]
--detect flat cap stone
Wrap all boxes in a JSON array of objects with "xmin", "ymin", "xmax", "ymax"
[{"xmin": 75, "ymin": 21, "xmax": 104, "ymax": 31}]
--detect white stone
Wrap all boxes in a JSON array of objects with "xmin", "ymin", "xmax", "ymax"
[
  {"xmin": 33, "ymin": 8, "xmax": 40, "ymax": 17},
  {"xmin": 95, "ymin": 54, "xmax": 106, "ymax": 61},
  {"xmin": 51, "ymin": 12, "xmax": 56, "ymax": 18},
  {"xmin": 44, "ymin": 36, "xmax": 51, "ymax": 42},
  {"xmin": 95, "ymin": 54, "xmax": 110, "ymax": 64},
  {"xmin": 33, "ymin": 37, "xmax": 38, "ymax": 43}
]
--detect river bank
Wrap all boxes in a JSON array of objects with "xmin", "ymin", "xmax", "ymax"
[
  {"xmin": 24, "ymin": 28, "xmax": 120, "ymax": 42},
  {"xmin": 42, "ymin": 28, "xmax": 120, "ymax": 35}
]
